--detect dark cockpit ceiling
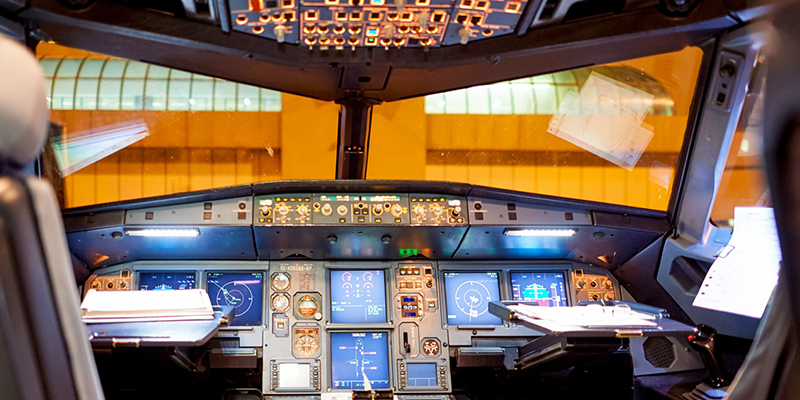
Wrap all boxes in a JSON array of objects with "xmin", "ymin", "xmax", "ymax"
[{"xmin": 10, "ymin": 0, "xmax": 745, "ymax": 101}]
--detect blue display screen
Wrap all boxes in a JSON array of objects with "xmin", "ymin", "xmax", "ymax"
[
  {"xmin": 139, "ymin": 272, "xmax": 196, "ymax": 290},
  {"xmin": 330, "ymin": 332, "xmax": 390, "ymax": 389},
  {"xmin": 206, "ymin": 271, "xmax": 264, "ymax": 326},
  {"xmin": 443, "ymin": 271, "xmax": 502, "ymax": 326},
  {"xmin": 330, "ymin": 270, "xmax": 387, "ymax": 324},
  {"xmin": 510, "ymin": 271, "xmax": 568, "ymax": 307},
  {"xmin": 406, "ymin": 363, "xmax": 438, "ymax": 387}
]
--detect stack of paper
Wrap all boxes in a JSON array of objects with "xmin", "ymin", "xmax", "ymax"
[{"xmin": 81, "ymin": 289, "xmax": 214, "ymax": 323}]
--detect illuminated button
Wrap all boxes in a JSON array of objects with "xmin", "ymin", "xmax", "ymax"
[
  {"xmin": 339, "ymin": 218, "xmax": 346, "ymax": 223},
  {"xmin": 395, "ymin": 218, "xmax": 401, "ymax": 223},
  {"xmin": 258, "ymin": 218, "xmax": 266, "ymax": 223},
  {"xmin": 375, "ymin": 218, "xmax": 382, "ymax": 223},
  {"xmin": 428, "ymin": 300, "xmax": 436, "ymax": 308},
  {"xmin": 358, "ymin": 217, "xmax": 365, "ymax": 223}
]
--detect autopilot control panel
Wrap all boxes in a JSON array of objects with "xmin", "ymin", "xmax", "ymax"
[{"xmin": 84, "ymin": 260, "xmax": 619, "ymax": 395}]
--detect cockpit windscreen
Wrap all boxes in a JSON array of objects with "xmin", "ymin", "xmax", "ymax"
[
  {"xmin": 330, "ymin": 270, "xmax": 387, "ymax": 324},
  {"xmin": 206, "ymin": 271, "xmax": 264, "ymax": 326},
  {"xmin": 443, "ymin": 271, "xmax": 502, "ymax": 326},
  {"xmin": 510, "ymin": 271, "xmax": 568, "ymax": 307}
]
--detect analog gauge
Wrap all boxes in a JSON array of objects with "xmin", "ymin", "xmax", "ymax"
[
  {"xmin": 272, "ymin": 272, "xmax": 291, "ymax": 291},
  {"xmin": 422, "ymin": 339, "xmax": 440, "ymax": 357},
  {"xmin": 271, "ymin": 293, "xmax": 290, "ymax": 312},
  {"xmin": 294, "ymin": 334, "xmax": 319, "ymax": 358},
  {"xmin": 297, "ymin": 295, "xmax": 319, "ymax": 318}
]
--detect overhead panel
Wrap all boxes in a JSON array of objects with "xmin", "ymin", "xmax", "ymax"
[{"xmin": 227, "ymin": 0, "xmax": 529, "ymax": 47}]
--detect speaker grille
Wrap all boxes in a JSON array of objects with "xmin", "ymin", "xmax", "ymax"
[{"xmin": 642, "ymin": 336, "xmax": 676, "ymax": 368}]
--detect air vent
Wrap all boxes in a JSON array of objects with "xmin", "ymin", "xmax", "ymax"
[{"xmin": 643, "ymin": 337, "xmax": 676, "ymax": 369}]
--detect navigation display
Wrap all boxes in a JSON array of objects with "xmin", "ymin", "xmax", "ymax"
[
  {"xmin": 330, "ymin": 270, "xmax": 387, "ymax": 324},
  {"xmin": 510, "ymin": 271, "xmax": 568, "ymax": 307},
  {"xmin": 206, "ymin": 271, "xmax": 264, "ymax": 326},
  {"xmin": 443, "ymin": 271, "xmax": 502, "ymax": 326},
  {"xmin": 139, "ymin": 272, "xmax": 195, "ymax": 290},
  {"xmin": 406, "ymin": 363, "xmax": 437, "ymax": 387},
  {"xmin": 330, "ymin": 332, "xmax": 390, "ymax": 389}
]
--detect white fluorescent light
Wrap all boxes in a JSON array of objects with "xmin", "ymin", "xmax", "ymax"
[
  {"xmin": 125, "ymin": 228, "xmax": 200, "ymax": 238},
  {"xmin": 503, "ymin": 228, "xmax": 576, "ymax": 237}
]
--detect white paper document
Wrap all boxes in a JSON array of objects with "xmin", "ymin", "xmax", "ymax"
[
  {"xmin": 509, "ymin": 303, "xmax": 657, "ymax": 329},
  {"xmin": 81, "ymin": 288, "xmax": 214, "ymax": 323},
  {"xmin": 547, "ymin": 73, "xmax": 655, "ymax": 171},
  {"xmin": 693, "ymin": 207, "xmax": 782, "ymax": 319}
]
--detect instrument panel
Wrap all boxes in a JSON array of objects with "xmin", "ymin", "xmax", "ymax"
[{"xmin": 84, "ymin": 260, "xmax": 619, "ymax": 394}]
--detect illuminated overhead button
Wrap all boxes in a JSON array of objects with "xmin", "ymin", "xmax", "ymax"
[
  {"xmin": 505, "ymin": 1, "xmax": 521, "ymax": 12},
  {"xmin": 387, "ymin": 12, "xmax": 399, "ymax": 21},
  {"xmin": 397, "ymin": 25, "xmax": 410, "ymax": 34},
  {"xmin": 319, "ymin": 37, "xmax": 331, "ymax": 45},
  {"xmin": 284, "ymin": 11, "xmax": 295, "ymax": 21},
  {"xmin": 470, "ymin": 14, "xmax": 483, "ymax": 25},
  {"xmin": 349, "ymin": 25, "xmax": 362, "ymax": 34},
  {"xmin": 253, "ymin": 26, "xmax": 265, "ymax": 34},
  {"xmin": 475, "ymin": 0, "xmax": 488, "ymax": 9},
  {"xmin": 365, "ymin": 37, "xmax": 378, "ymax": 45},
  {"xmin": 249, "ymin": 0, "xmax": 264, "ymax": 10},
  {"xmin": 369, "ymin": 11, "xmax": 382, "ymax": 21},
  {"xmin": 366, "ymin": 26, "xmax": 379, "ymax": 37},
  {"xmin": 303, "ymin": 25, "xmax": 315, "ymax": 34},
  {"xmin": 460, "ymin": 0, "xmax": 473, "ymax": 7},
  {"xmin": 335, "ymin": 11, "xmax": 347, "ymax": 20},
  {"xmin": 482, "ymin": 28, "xmax": 493, "ymax": 36},
  {"xmin": 334, "ymin": 36, "xmax": 346, "ymax": 45},
  {"xmin": 318, "ymin": 25, "xmax": 329, "ymax": 34},
  {"xmin": 259, "ymin": 14, "xmax": 270, "ymax": 23},
  {"xmin": 333, "ymin": 25, "xmax": 346, "ymax": 34},
  {"xmin": 393, "ymin": 37, "xmax": 405, "ymax": 46},
  {"xmin": 455, "ymin": 13, "xmax": 468, "ymax": 23},
  {"xmin": 350, "ymin": 11, "xmax": 362, "ymax": 20},
  {"xmin": 305, "ymin": 10, "xmax": 318, "ymax": 20},
  {"xmin": 400, "ymin": 12, "xmax": 412, "ymax": 21},
  {"xmin": 432, "ymin": 11, "xmax": 446, "ymax": 22},
  {"xmin": 304, "ymin": 37, "xmax": 317, "ymax": 46},
  {"xmin": 235, "ymin": 15, "xmax": 248, "ymax": 25}
]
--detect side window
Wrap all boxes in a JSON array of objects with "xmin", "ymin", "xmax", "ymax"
[{"xmin": 710, "ymin": 56, "xmax": 767, "ymax": 228}]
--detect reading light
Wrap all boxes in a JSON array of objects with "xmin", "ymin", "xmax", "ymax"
[
  {"xmin": 125, "ymin": 228, "xmax": 200, "ymax": 238},
  {"xmin": 503, "ymin": 228, "xmax": 576, "ymax": 237}
]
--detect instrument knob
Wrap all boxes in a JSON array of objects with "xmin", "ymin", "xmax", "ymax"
[
  {"xmin": 297, "ymin": 205, "xmax": 309, "ymax": 215},
  {"xmin": 373, "ymin": 204, "xmax": 383, "ymax": 215},
  {"xmin": 277, "ymin": 203, "xmax": 289, "ymax": 215},
  {"xmin": 321, "ymin": 203, "xmax": 333, "ymax": 216},
  {"xmin": 432, "ymin": 205, "xmax": 442, "ymax": 215},
  {"xmin": 450, "ymin": 206, "xmax": 462, "ymax": 217},
  {"xmin": 413, "ymin": 205, "xmax": 425, "ymax": 216},
  {"xmin": 337, "ymin": 205, "xmax": 348, "ymax": 216},
  {"xmin": 392, "ymin": 204, "xmax": 403, "ymax": 216}
]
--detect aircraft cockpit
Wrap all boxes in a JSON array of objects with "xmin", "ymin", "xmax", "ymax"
[{"xmin": 1, "ymin": 0, "xmax": 798, "ymax": 399}]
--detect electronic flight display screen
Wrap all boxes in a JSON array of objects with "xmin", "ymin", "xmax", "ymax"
[
  {"xmin": 443, "ymin": 271, "xmax": 502, "ymax": 326},
  {"xmin": 406, "ymin": 363, "xmax": 438, "ymax": 387},
  {"xmin": 139, "ymin": 272, "xmax": 196, "ymax": 290},
  {"xmin": 510, "ymin": 271, "xmax": 568, "ymax": 307},
  {"xmin": 330, "ymin": 270, "xmax": 387, "ymax": 324},
  {"xmin": 206, "ymin": 271, "xmax": 264, "ymax": 326},
  {"xmin": 330, "ymin": 332, "xmax": 390, "ymax": 389}
]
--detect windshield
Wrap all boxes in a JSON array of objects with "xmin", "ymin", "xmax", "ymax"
[{"xmin": 38, "ymin": 43, "xmax": 703, "ymax": 210}]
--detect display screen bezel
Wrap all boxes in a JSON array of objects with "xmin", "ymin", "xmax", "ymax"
[
  {"xmin": 328, "ymin": 330, "xmax": 392, "ymax": 390},
  {"xmin": 441, "ymin": 270, "xmax": 503, "ymax": 326},
  {"xmin": 205, "ymin": 270, "xmax": 266, "ymax": 327},
  {"xmin": 509, "ymin": 270, "xmax": 570, "ymax": 307}
]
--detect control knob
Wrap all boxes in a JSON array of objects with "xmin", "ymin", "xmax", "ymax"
[
  {"xmin": 260, "ymin": 205, "xmax": 271, "ymax": 217},
  {"xmin": 336, "ymin": 205, "xmax": 348, "ymax": 216},
  {"xmin": 392, "ymin": 204, "xmax": 403, "ymax": 216},
  {"xmin": 373, "ymin": 204, "xmax": 383, "ymax": 215},
  {"xmin": 297, "ymin": 205, "xmax": 309, "ymax": 216},
  {"xmin": 450, "ymin": 205, "xmax": 462, "ymax": 218},
  {"xmin": 277, "ymin": 203, "xmax": 289, "ymax": 215},
  {"xmin": 321, "ymin": 203, "xmax": 333, "ymax": 216},
  {"xmin": 432, "ymin": 204, "xmax": 443, "ymax": 215},
  {"xmin": 413, "ymin": 205, "xmax": 425, "ymax": 216}
]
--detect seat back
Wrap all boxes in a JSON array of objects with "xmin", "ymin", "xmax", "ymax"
[{"xmin": 0, "ymin": 36, "xmax": 104, "ymax": 400}]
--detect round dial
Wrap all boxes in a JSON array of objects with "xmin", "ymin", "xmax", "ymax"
[
  {"xmin": 294, "ymin": 335, "xmax": 319, "ymax": 357},
  {"xmin": 271, "ymin": 272, "xmax": 291, "ymax": 291},
  {"xmin": 297, "ymin": 295, "xmax": 319, "ymax": 318},
  {"xmin": 422, "ymin": 339, "xmax": 440, "ymax": 357},
  {"xmin": 271, "ymin": 293, "xmax": 290, "ymax": 312}
]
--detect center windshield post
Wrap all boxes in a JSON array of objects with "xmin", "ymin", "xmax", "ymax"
[{"xmin": 335, "ymin": 97, "xmax": 381, "ymax": 180}]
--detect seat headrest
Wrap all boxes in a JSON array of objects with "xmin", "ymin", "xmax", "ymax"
[{"xmin": 0, "ymin": 36, "xmax": 48, "ymax": 167}]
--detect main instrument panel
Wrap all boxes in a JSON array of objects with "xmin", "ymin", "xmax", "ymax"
[
  {"xmin": 85, "ymin": 260, "xmax": 619, "ymax": 395},
  {"xmin": 227, "ymin": 0, "xmax": 530, "ymax": 48}
]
